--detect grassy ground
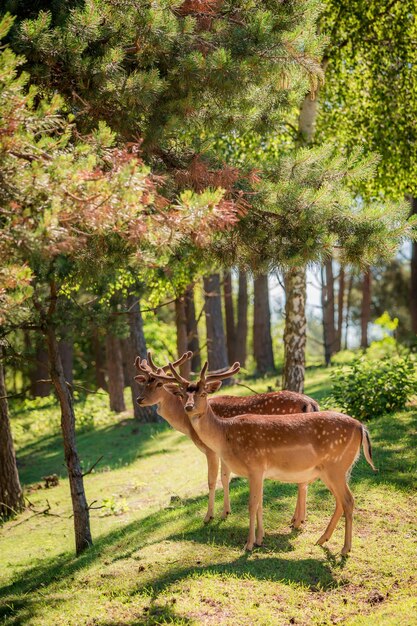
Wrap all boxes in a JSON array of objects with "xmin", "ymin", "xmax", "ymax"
[{"xmin": 1, "ymin": 367, "xmax": 416, "ymax": 625}]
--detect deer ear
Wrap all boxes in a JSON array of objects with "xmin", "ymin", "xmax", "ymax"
[
  {"xmin": 134, "ymin": 375, "xmax": 148, "ymax": 383},
  {"xmin": 163, "ymin": 383, "xmax": 182, "ymax": 395},
  {"xmin": 205, "ymin": 380, "xmax": 222, "ymax": 394}
]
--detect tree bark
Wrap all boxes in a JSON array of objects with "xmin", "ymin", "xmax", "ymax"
[
  {"xmin": 410, "ymin": 198, "xmax": 417, "ymax": 333},
  {"xmin": 126, "ymin": 295, "xmax": 159, "ymax": 422},
  {"xmin": 344, "ymin": 270, "xmax": 354, "ymax": 350},
  {"xmin": 253, "ymin": 274, "xmax": 275, "ymax": 374},
  {"xmin": 336, "ymin": 265, "xmax": 345, "ymax": 352},
  {"xmin": 235, "ymin": 270, "xmax": 248, "ymax": 367},
  {"xmin": 45, "ymin": 320, "xmax": 92, "ymax": 555},
  {"xmin": 120, "ymin": 337, "xmax": 132, "ymax": 387},
  {"xmin": 283, "ymin": 267, "xmax": 307, "ymax": 392},
  {"xmin": 203, "ymin": 274, "xmax": 230, "ymax": 382},
  {"xmin": 105, "ymin": 334, "xmax": 126, "ymax": 413},
  {"xmin": 185, "ymin": 285, "xmax": 201, "ymax": 372},
  {"xmin": 360, "ymin": 269, "xmax": 372, "ymax": 349},
  {"xmin": 58, "ymin": 328, "xmax": 73, "ymax": 388},
  {"xmin": 175, "ymin": 296, "xmax": 191, "ymax": 378},
  {"xmin": 30, "ymin": 340, "xmax": 50, "ymax": 397},
  {"xmin": 223, "ymin": 270, "xmax": 237, "ymax": 363},
  {"xmin": 0, "ymin": 345, "xmax": 24, "ymax": 519},
  {"xmin": 92, "ymin": 327, "xmax": 107, "ymax": 391},
  {"xmin": 321, "ymin": 258, "xmax": 336, "ymax": 366}
]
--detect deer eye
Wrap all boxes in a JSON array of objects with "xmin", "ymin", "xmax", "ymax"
[
  {"xmin": 200, "ymin": 392, "xmax": 207, "ymax": 397},
  {"xmin": 156, "ymin": 381, "xmax": 163, "ymax": 387}
]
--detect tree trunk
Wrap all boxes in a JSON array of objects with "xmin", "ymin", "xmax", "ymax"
[
  {"xmin": 335, "ymin": 265, "xmax": 345, "ymax": 352},
  {"xmin": 235, "ymin": 270, "xmax": 248, "ymax": 367},
  {"xmin": 360, "ymin": 269, "xmax": 372, "ymax": 349},
  {"xmin": 126, "ymin": 295, "xmax": 160, "ymax": 422},
  {"xmin": 410, "ymin": 198, "xmax": 417, "ymax": 333},
  {"xmin": 45, "ymin": 323, "xmax": 92, "ymax": 555},
  {"xmin": 58, "ymin": 329, "xmax": 73, "ymax": 388},
  {"xmin": 185, "ymin": 285, "xmax": 201, "ymax": 372},
  {"xmin": 105, "ymin": 334, "xmax": 126, "ymax": 413},
  {"xmin": 175, "ymin": 296, "xmax": 191, "ymax": 378},
  {"xmin": 223, "ymin": 270, "xmax": 237, "ymax": 363},
  {"xmin": 203, "ymin": 274, "xmax": 230, "ymax": 382},
  {"xmin": 253, "ymin": 274, "xmax": 275, "ymax": 374},
  {"xmin": 0, "ymin": 346, "xmax": 24, "ymax": 519},
  {"xmin": 321, "ymin": 258, "xmax": 336, "ymax": 366},
  {"xmin": 120, "ymin": 337, "xmax": 132, "ymax": 387},
  {"xmin": 30, "ymin": 340, "xmax": 50, "ymax": 397},
  {"xmin": 344, "ymin": 270, "xmax": 354, "ymax": 350},
  {"xmin": 283, "ymin": 267, "xmax": 307, "ymax": 392},
  {"xmin": 92, "ymin": 327, "xmax": 107, "ymax": 391}
]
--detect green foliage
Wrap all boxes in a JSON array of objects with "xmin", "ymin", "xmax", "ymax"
[
  {"xmin": 319, "ymin": 0, "xmax": 417, "ymax": 198},
  {"xmin": 330, "ymin": 356, "xmax": 417, "ymax": 419}
]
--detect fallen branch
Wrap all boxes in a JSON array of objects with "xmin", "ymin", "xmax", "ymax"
[{"xmin": 82, "ymin": 455, "xmax": 103, "ymax": 477}]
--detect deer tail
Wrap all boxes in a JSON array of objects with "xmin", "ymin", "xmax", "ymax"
[{"xmin": 362, "ymin": 426, "xmax": 377, "ymax": 471}]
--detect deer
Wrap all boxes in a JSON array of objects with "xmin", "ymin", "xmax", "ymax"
[
  {"xmin": 134, "ymin": 351, "xmax": 320, "ymax": 527},
  {"xmin": 155, "ymin": 360, "xmax": 376, "ymax": 555}
]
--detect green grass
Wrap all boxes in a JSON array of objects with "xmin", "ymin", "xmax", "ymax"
[{"xmin": 1, "ymin": 367, "xmax": 416, "ymax": 625}]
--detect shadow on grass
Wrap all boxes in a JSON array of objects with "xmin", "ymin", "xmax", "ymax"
[{"xmin": 16, "ymin": 419, "xmax": 173, "ymax": 485}]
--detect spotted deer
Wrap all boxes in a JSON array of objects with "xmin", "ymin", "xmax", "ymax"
[
  {"xmin": 135, "ymin": 351, "xmax": 320, "ymax": 527},
  {"xmin": 157, "ymin": 361, "xmax": 376, "ymax": 555}
]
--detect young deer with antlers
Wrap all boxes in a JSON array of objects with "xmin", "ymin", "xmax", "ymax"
[
  {"xmin": 157, "ymin": 361, "xmax": 376, "ymax": 555},
  {"xmin": 135, "ymin": 351, "xmax": 319, "ymax": 526}
]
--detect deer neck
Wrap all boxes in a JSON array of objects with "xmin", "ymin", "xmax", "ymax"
[
  {"xmin": 156, "ymin": 389, "xmax": 192, "ymax": 437},
  {"xmin": 188, "ymin": 403, "xmax": 225, "ymax": 454}
]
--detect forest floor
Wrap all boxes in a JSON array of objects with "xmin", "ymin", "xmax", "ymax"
[{"xmin": 1, "ymin": 367, "xmax": 416, "ymax": 625}]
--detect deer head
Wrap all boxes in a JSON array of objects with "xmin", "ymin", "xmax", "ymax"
[
  {"xmin": 134, "ymin": 351, "xmax": 192, "ymax": 406},
  {"xmin": 161, "ymin": 361, "xmax": 240, "ymax": 416}
]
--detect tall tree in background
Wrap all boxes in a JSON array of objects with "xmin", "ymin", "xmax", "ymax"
[
  {"xmin": 253, "ymin": 274, "xmax": 274, "ymax": 374},
  {"xmin": 321, "ymin": 259, "xmax": 336, "ymax": 365},
  {"xmin": 0, "ymin": 346, "xmax": 24, "ymax": 519},
  {"xmin": 203, "ymin": 274, "xmax": 229, "ymax": 375},
  {"xmin": 235, "ymin": 271, "xmax": 248, "ymax": 367},
  {"xmin": 106, "ymin": 333, "xmax": 126, "ymax": 413},
  {"xmin": 360, "ymin": 270, "xmax": 372, "ymax": 349},
  {"xmin": 185, "ymin": 286, "xmax": 201, "ymax": 372},
  {"xmin": 223, "ymin": 270, "xmax": 237, "ymax": 363},
  {"xmin": 335, "ymin": 265, "xmax": 345, "ymax": 352}
]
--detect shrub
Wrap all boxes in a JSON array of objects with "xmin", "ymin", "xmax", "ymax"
[{"xmin": 330, "ymin": 355, "xmax": 417, "ymax": 419}]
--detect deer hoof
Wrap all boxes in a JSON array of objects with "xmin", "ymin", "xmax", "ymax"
[
  {"xmin": 244, "ymin": 542, "xmax": 254, "ymax": 551},
  {"xmin": 203, "ymin": 514, "xmax": 214, "ymax": 524},
  {"xmin": 221, "ymin": 510, "xmax": 231, "ymax": 520},
  {"xmin": 316, "ymin": 534, "xmax": 328, "ymax": 546},
  {"xmin": 341, "ymin": 546, "xmax": 351, "ymax": 556}
]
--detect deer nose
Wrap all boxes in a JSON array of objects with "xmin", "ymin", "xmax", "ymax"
[
  {"xmin": 137, "ymin": 396, "xmax": 144, "ymax": 405},
  {"xmin": 185, "ymin": 404, "xmax": 193, "ymax": 412}
]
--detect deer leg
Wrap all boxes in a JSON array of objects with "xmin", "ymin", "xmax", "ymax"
[
  {"xmin": 291, "ymin": 483, "xmax": 308, "ymax": 528},
  {"xmin": 245, "ymin": 473, "xmax": 263, "ymax": 551},
  {"xmin": 220, "ymin": 459, "xmax": 232, "ymax": 519},
  {"xmin": 255, "ymin": 490, "xmax": 264, "ymax": 546},
  {"xmin": 316, "ymin": 472, "xmax": 349, "ymax": 550},
  {"xmin": 341, "ymin": 484, "xmax": 354, "ymax": 555},
  {"xmin": 204, "ymin": 450, "xmax": 219, "ymax": 524}
]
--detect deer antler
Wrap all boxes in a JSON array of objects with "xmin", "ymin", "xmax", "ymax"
[
  {"xmin": 147, "ymin": 350, "xmax": 193, "ymax": 373},
  {"xmin": 204, "ymin": 362, "xmax": 240, "ymax": 382}
]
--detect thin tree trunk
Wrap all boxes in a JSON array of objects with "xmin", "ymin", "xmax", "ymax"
[
  {"xmin": 92, "ymin": 327, "xmax": 107, "ymax": 391},
  {"xmin": 0, "ymin": 345, "xmax": 24, "ymax": 519},
  {"xmin": 203, "ymin": 274, "xmax": 230, "ymax": 383},
  {"xmin": 30, "ymin": 340, "xmax": 50, "ymax": 397},
  {"xmin": 410, "ymin": 198, "xmax": 417, "ymax": 333},
  {"xmin": 126, "ymin": 295, "xmax": 160, "ymax": 422},
  {"xmin": 321, "ymin": 259, "xmax": 336, "ymax": 366},
  {"xmin": 175, "ymin": 296, "xmax": 191, "ymax": 378},
  {"xmin": 283, "ymin": 267, "xmax": 307, "ymax": 392},
  {"xmin": 185, "ymin": 285, "xmax": 201, "ymax": 372},
  {"xmin": 106, "ymin": 334, "xmax": 126, "ymax": 413},
  {"xmin": 360, "ymin": 269, "xmax": 372, "ymax": 349},
  {"xmin": 45, "ymin": 306, "xmax": 92, "ymax": 555},
  {"xmin": 235, "ymin": 270, "xmax": 248, "ymax": 366},
  {"xmin": 223, "ymin": 270, "xmax": 237, "ymax": 363},
  {"xmin": 344, "ymin": 270, "xmax": 354, "ymax": 350},
  {"xmin": 336, "ymin": 265, "xmax": 345, "ymax": 352},
  {"xmin": 59, "ymin": 330, "xmax": 73, "ymax": 387},
  {"xmin": 253, "ymin": 274, "xmax": 275, "ymax": 374},
  {"xmin": 120, "ymin": 337, "xmax": 132, "ymax": 387}
]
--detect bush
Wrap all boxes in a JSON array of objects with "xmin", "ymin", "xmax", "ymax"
[{"xmin": 330, "ymin": 355, "xmax": 417, "ymax": 419}]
